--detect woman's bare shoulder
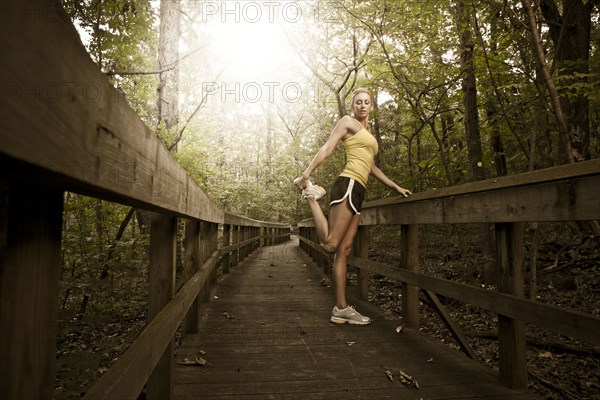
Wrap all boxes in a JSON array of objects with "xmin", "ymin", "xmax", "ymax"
[{"xmin": 338, "ymin": 115, "xmax": 362, "ymax": 133}]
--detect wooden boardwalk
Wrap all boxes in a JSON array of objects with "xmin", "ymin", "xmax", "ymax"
[{"xmin": 174, "ymin": 238, "xmax": 540, "ymax": 399}]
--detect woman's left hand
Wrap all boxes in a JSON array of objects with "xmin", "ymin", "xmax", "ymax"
[{"xmin": 395, "ymin": 186, "xmax": 412, "ymax": 197}]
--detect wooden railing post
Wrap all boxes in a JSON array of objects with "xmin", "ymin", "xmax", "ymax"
[
  {"xmin": 258, "ymin": 227, "xmax": 261, "ymax": 246},
  {"xmin": 243, "ymin": 226, "xmax": 250, "ymax": 260},
  {"xmin": 240, "ymin": 227, "xmax": 246, "ymax": 260},
  {"xmin": 401, "ymin": 224, "xmax": 420, "ymax": 329},
  {"xmin": 148, "ymin": 213, "xmax": 176, "ymax": 400},
  {"xmin": 199, "ymin": 221, "xmax": 212, "ymax": 302},
  {"xmin": 183, "ymin": 220, "xmax": 201, "ymax": 334},
  {"xmin": 495, "ymin": 222, "xmax": 527, "ymax": 388},
  {"xmin": 209, "ymin": 222, "xmax": 218, "ymax": 285},
  {"xmin": 357, "ymin": 225, "xmax": 370, "ymax": 301},
  {"xmin": 241, "ymin": 227, "xmax": 247, "ymax": 260},
  {"xmin": 0, "ymin": 180, "xmax": 64, "ymax": 400},
  {"xmin": 222, "ymin": 224, "xmax": 231, "ymax": 274},
  {"xmin": 232, "ymin": 225, "xmax": 239, "ymax": 267}
]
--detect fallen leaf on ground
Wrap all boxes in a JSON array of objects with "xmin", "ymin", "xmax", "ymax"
[
  {"xmin": 397, "ymin": 369, "xmax": 419, "ymax": 389},
  {"xmin": 385, "ymin": 370, "xmax": 394, "ymax": 381},
  {"xmin": 177, "ymin": 355, "xmax": 207, "ymax": 366}
]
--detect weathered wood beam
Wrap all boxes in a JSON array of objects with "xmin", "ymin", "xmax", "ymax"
[
  {"xmin": 0, "ymin": 179, "xmax": 64, "ymax": 400},
  {"xmin": 360, "ymin": 173, "xmax": 599, "ymax": 225},
  {"xmin": 183, "ymin": 220, "xmax": 201, "ymax": 334},
  {"xmin": 0, "ymin": 0, "xmax": 223, "ymax": 223},
  {"xmin": 222, "ymin": 224, "xmax": 231, "ymax": 274},
  {"xmin": 298, "ymin": 160, "xmax": 600, "ymax": 227},
  {"xmin": 147, "ymin": 213, "xmax": 176, "ymax": 400},
  {"xmin": 219, "ymin": 236, "xmax": 261, "ymax": 254},
  {"xmin": 401, "ymin": 225, "xmax": 420, "ymax": 328},
  {"xmin": 496, "ymin": 222, "xmax": 527, "ymax": 388},
  {"xmin": 422, "ymin": 289, "xmax": 478, "ymax": 360},
  {"xmin": 345, "ymin": 254, "xmax": 600, "ymax": 346},
  {"xmin": 83, "ymin": 250, "xmax": 220, "ymax": 400}
]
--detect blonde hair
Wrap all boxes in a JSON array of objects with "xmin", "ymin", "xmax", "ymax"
[
  {"xmin": 351, "ymin": 88, "xmax": 373, "ymax": 102},
  {"xmin": 350, "ymin": 88, "xmax": 373, "ymax": 130}
]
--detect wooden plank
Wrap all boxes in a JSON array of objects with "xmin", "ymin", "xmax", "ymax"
[
  {"xmin": 223, "ymin": 212, "xmax": 287, "ymax": 229},
  {"xmin": 346, "ymin": 255, "xmax": 600, "ymax": 345},
  {"xmin": 401, "ymin": 225, "xmax": 420, "ymax": 328},
  {"xmin": 422, "ymin": 289, "xmax": 478, "ymax": 360},
  {"xmin": 223, "ymin": 212, "xmax": 260, "ymax": 227},
  {"xmin": 174, "ymin": 239, "xmax": 541, "ymax": 400},
  {"xmin": 209, "ymin": 222, "xmax": 219, "ymax": 285},
  {"xmin": 83, "ymin": 250, "xmax": 220, "ymax": 400},
  {"xmin": 0, "ymin": 0, "xmax": 224, "ymax": 223},
  {"xmin": 297, "ymin": 161, "xmax": 600, "ymax": 227},
  {"xmin": 219, "ymin": 236, "xmax": 260, "ymax": 255},
  {"xmin": 0, "ymin": 180, "xmax": 63, "ymax": 400},
  {"xmin": 231, "ymin": 225, "xmax": 239, "ymax": 268},
  {"xmin": 359, "ymin": 174, "xmax": 599, "ymax": 225},
  {"xmin": 183, "ymin": 220, "xmax": 201, "ymax": 334},
  {"xmin": 496, "ymin": 223, "xmax": 527, "ymax": 388},
  {"xmin": 222, "ymin": 224, "xmax": 231, "ymax": 274},
  {"xmin": 147, "ymin": 213, "xmax": 177, "ymax": 400},
  {"xmin": 364, "ymin": 158, "xmax": 600, "ymax": 209},
  {"xmin": 199, "ymin": 221, "xmax": 212, "ymax": 303}
]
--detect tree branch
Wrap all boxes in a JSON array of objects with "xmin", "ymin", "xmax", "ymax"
[
  {"xmin": 167, "ymin": 67, "xmax": 226, "ymax": 152},
  {"xmin": 104, "ymin": 47, "xmax": 204, "ymax": 77}
]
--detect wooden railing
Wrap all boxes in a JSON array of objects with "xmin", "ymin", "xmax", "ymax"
[
  {"xmin": 0, "ymin": 2, "xmax": 289, "ymax": 400},
  {"xmin": 298, "ymin": 159, "xmax": 600, "ymax": 389}
]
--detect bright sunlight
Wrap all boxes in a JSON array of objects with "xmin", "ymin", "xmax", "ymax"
[{"xmin": 194, "ymin": 2, "xmax": 309, "ymax": 86}]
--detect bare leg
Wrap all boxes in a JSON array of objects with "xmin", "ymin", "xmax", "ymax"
[
  {"xmin": 332, "ymin": 212, "xmax": 361, "ymax": 308},
  {"xmin": 306, "ymin": 197, "xmax": 355, "ymax": 253}
]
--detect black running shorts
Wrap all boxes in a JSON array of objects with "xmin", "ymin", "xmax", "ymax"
[{"xmin": 329, "ymin": 176, "xmax": 366, "ymax": 215}]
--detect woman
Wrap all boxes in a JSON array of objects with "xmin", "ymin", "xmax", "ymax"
[{"xmin": 295, "ymin": 88, "xmax": 412, "ymax": 325}]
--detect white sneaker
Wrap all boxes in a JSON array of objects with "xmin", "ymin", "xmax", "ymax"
[
  {"xmin": 330, "ymin": 305, "xmax": 371, "ymax": 325},
  {"xmin": 293, "ymin": 178, "xmax": 326, "ymax": 200},
  {"xmin": 302, "ymin": 182, "xmax": 326, "ymax": 200}
]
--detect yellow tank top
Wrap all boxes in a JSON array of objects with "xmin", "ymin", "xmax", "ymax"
[{"xmin": 340, "ymin": 128, "xmax": 378, "ymax": 187}]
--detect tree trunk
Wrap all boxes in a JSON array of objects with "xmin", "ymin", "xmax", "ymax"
[
  {"xmin": 523, "ymin": 0, "xmax": 576, "ymax": 163},
  {"xmin": 457, "ymin": 0, "xmax": 485, "ymax": 182},
  {"xmin": 99, "ymin": 207, "xmax": 135, "ymax": 279},
  {"xmin": 266, "ymin": 104, "xmax": 274, "ymax": 185},
  {"xmin": 157, "ymin": 0, "xmax": 180, "ymax": 146},
  {"xmin": 489, "ymin": 102, "xmax": 507, "ymax": 177},
  {"xmin": 456, "ymin": 1, "xmax": 494, "ymax": 282},
  {"xmin": 540, "ymin": 0, "xmax": 592, "ymax": 161}
]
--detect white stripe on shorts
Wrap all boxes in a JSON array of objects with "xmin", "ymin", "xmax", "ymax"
[{"xmin": 329, "ymin": 178, "xmax": 360, "ymax": 215}]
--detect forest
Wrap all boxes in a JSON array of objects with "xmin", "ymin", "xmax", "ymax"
[{"xmin": 51, "ymin": 0, "xmax": 599, "ymax": 399}]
